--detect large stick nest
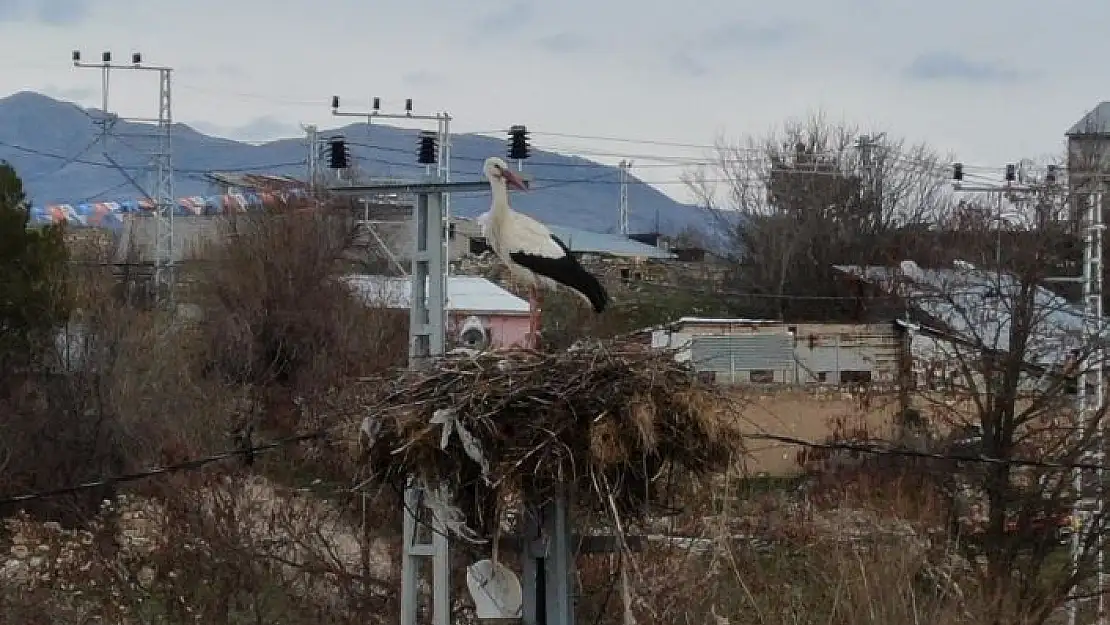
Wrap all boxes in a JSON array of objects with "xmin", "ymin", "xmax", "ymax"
[{"xmin": 350, "ymin": 341, "xmax": 744, "ymax": 538}]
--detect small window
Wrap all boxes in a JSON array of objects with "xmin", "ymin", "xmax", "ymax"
[
  {"xmin": 697, "ymin": 371, "xmax": 716, "ymax": 383},
  {"xmin": 815, "ymin": 371, "xmax": 828, "ymax": 383},
  {"xmin": 749, "ymin": 370, "xmax": 774, "ymax": 383},
  {"xmin": 632, "ymin": 271, "xmax": 642, "ymax": 281},
  {"xmin": 619, "ymin": 268, "xmax": 631, "ymax": 282},
  {"xmin": 469, "ymin": 238, "xmax": 492, "ymax": 255},
  {"xmin": 840, "ymin": 370, "xmax": 872, "ymax": 385}
]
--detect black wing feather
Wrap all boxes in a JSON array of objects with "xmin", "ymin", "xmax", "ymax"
[{"xmin": 509, "ymin": 234, "xmax": 609, "ymax": 313}]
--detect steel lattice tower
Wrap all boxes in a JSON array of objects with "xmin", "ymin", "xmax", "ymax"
[
  {"xmin": 73, "ymin": 51, "xmax": 176, "ymax": 306},
  {"xmin": 1070, "ymin": 185, "xmax": 1106, "ymax": 625}
]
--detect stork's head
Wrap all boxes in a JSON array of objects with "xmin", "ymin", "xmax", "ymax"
[{"xmin": 483, "ymin": 156, "xmax": 528, "ymax": 191}]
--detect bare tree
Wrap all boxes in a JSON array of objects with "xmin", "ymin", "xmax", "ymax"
[
  {"xmin": 864, "ymin": 172, "xmax": 1110, "ymax": 625},
  {"xmin": 683, "ymin": 113, "xmax": 953, "ymax": 320}
]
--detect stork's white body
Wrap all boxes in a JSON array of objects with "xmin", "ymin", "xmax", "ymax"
[
  {"xmin": 477, "ymin": 209, "xmax": 564, "ymax": 292},
  {"xmin": 478, "ymin": 157, "xmax": 609, "ymax": 348}
]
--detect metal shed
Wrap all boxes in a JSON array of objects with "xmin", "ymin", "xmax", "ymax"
[{"xmin": 689, "ymin": 334, "xmax": 794, "ymax": 384}]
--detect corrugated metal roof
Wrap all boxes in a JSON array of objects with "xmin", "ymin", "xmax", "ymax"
[
  {"xmin": 1067, "ymin": 102, "xmax": 1110, "ymax": 136},
  {"xmin": 834, "ymin": 263, "xmax": 1105, "ymax": 367},
  {"xmin": 342, "ymin": 274, "xmax": 530, "ymax": 315},
  {"xmin": 672, "ymin": 316, "xmax": 780, "ymax": 326},
  {"xmin": 547, "ymin": 224, "xmax": 675, "ymax": 258},
  {"xmin": 207, "ymin": 172, "xmax": 303, "ymax": 189},
  {"xmin": 690, "ymin": 334, "xmax": 794, "ymax": 372},
  {"xmin": 469, "ymin": 214, "xmax": 675, "ymax": 259},
  {"xmin": 631, "ymin": 316, "xmax": 781, "ymax": 337}
]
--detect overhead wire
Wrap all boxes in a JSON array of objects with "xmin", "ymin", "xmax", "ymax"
[
  {"xmin": 0, "ymin": 431, "xmax": 326, "ymax": 507},
  {"xmin": 8, "ymin": 86, "xmax": 1087, "ymax": 209},
  {"xmin": 22, "ymin": 135, "xmax": 105, "ymax": 183},
  {"xmin": 341, "ymin": 139, "xmax": 965, "ymax": 190},
  {"xmin": 0, "ymin": 424, "xmax": 1102, "ymax": 509},
  {"xmin": 0, "ymin": 138, "xmax": 304, "ymax": 177},
  {"xmin": 43, "ymin": 78, "xmax": 1077, "ymax": 179}
]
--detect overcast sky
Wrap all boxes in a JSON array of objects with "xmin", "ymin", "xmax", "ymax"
[{"xmin": 0, "ymin": 0, "xmax": 1106, "ymax": 202}]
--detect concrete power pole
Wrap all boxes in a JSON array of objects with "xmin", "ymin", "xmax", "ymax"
[
  {"xmin": 304, "ymin": 124, "xmax": 319, "ymax": 196},
  {"xmin": 73, "ymin": 50, "xmax": 176, "ymax": 308},
  {"xmin": 618, "ymin": 159, "xmax": 632, "ymax": 235}
]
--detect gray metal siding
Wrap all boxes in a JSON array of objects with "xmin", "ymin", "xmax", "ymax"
[
  {"xmin": 802, "ymin": 345, "xmax": 879, "ymax": 375},
  {"xmin": 792, "ymin": 325, "xmax": 901, "ymax": 383},
  {"xmin": 690, "ymin": 335, "xmax": 793, "ymax": 373}
]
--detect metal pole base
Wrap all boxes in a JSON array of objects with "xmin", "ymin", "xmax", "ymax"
[
  {"xmin": 520, "ymin": 495, "xmax": 575, "ymax": 625},
  {"xmin": 401, "ymin": 485, "xmax": 451, "ymax": 625}
]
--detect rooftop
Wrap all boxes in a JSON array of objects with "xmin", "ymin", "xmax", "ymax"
[
  {"xmin": 466, "ymin": 215, "xmax": 676, "ymax": 260},
  {"xmin": 1066, "ymin": 102, "xmax": 1110, "ymax": 137},
  {"xmin": 342, "ymin": 274, "xmax": 530, "ymax": 315},
  {"xmin": 205, "ymin": 172, "xmax": 305, "ymax": 190},
  {"xmin": 632, "ymin": 316, "xmax": 782, "ymax": 337},
  {"xmin": 834, "ymin": 262, "xmax": 1106, "ymax": 367}
]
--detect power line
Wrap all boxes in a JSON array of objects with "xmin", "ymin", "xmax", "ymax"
[
  {"xmin": 65, "ymin": 180, "xmax": 134, "ymax": 205},
  {"xmin": 0, "ymin": 431, "xmax": 325, "ymax": 507},
  {"xmin": 341, "ymin": 141, "xmax": 958, "ymax": 189},
  {"xmin": 3, "ymin": 425, "xmax": 1106, "ymax": 509},
  {"xmin": 22, "ymin": 135, "xmax": 104, "ymax": 182},
  {"xmin": 749, "ymin": 432, "xmax": 1106, "ymax": 472},
  {"xmin": 0, "ymin": 138, "xmax": 304, "ymax": 177},
  {"xmin": 39, "ymin": 76, "xmax": 1079, "ymax": 179}
]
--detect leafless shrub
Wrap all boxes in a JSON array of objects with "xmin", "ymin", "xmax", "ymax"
[
  {"xmin": 2, "ymin": 474, "xmax": 399, "ymax": 624},
  {"xmin": 193, "ymin": 208, "xmax": 407, "ymax": 419},
  {"xmin": 0, "ymin": 269, "xmax": 240, "ymax": 525}
]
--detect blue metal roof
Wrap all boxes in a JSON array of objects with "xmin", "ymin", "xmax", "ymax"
[
  {"xmin": 545, "ymin": 224, "xmax": 675, "ymax": 259},
  {"xmin": 470, "ymin": 210, "xmax": 673, "ymax": 259}
]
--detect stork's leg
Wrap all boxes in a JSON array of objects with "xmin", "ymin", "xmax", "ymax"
[
  {"xmin": 527, "ymin": 285, "xmax": 540, "ymax": 349},
  {"xmin": 534, "ymin": 289, "xmax": 544, "ymax": 350}
]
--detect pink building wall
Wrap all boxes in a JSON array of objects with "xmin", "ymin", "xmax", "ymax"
[{"xmin": 448, "ymin": 312, "xmax": 531, "ymax": 349}]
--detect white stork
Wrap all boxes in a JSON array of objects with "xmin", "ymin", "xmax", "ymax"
[{"xmin": 479, "ymin": 156, "xmax": 609, "ymax": 348}]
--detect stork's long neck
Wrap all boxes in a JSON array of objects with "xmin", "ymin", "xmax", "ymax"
[{"xmin": 489, "ymin": 177, "xmax": 510, "ymax": 217}]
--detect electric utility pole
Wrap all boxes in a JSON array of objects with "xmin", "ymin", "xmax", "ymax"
[
  {"xmin": 303, "ymin": 124, "xmax": 320, "ymax": 196},
  {"xmin": 72, "ymin": 50, "xmax": 176, "ymax": 307},
  {"xmin": 618, "ymin": 159, "xmax": 632, "ymax": 235},
  {"xmin": 331, "ymin": 96, "xmax": 455, "ymax": 625},
  {"xmin": 333, "ymin": 96, "xmax": 452, "ymax": 277},
  {"xmin": 973, "ymin": 160, "xmax": 1110, "ymax": 625},
  {"xmin": 1060, "ymin": 180, "xmax": 1107, "ymax": 625}
]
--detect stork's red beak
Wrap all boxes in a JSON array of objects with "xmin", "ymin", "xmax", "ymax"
[{"xmin": 501, "ymin": 166, "xmax": 529, "ymax": 191}]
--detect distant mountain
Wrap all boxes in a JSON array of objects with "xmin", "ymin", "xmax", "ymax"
[{"xmin": 0, "ymin": 91, "xmax": 717, "ymax": 237}]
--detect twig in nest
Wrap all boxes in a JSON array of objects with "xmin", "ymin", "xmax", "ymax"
[{"xmin": 346, "ymin": 341, "xmax": 746, "ymax": 541}]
